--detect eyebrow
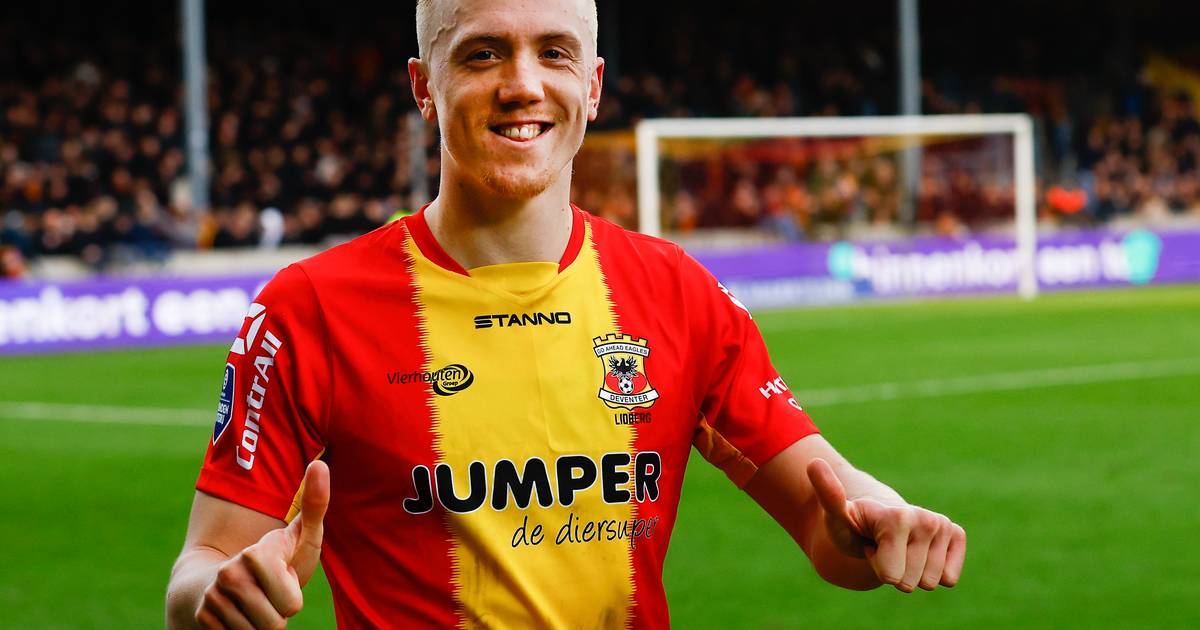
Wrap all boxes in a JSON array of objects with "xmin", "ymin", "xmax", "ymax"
[
  {"xmin": 449, "ymin": 31, "xmax": 584, "ymax": 57},
  {"xmin": 448, "ymin": 35, "xmax": 505, "ymax": 57},
  {"xmin": 538, "ymin": 32, "xmax": 584, "ymax": 50}
]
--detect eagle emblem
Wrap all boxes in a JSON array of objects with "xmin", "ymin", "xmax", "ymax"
[{"xmin": 593, "ymin": 334, "xmax": 659, "ymax": 409}]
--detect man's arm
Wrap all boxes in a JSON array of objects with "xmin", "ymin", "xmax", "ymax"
[
  {"xmin": 744, "ymin": 434, "xmax": 966, "ymax": 592},
  {"xmin": 166, "ymin": 461, "xmax": 329, "ymax": 629}
]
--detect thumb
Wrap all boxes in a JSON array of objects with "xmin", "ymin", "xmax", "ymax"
[
  {"xmin": 806, "ymin": 458, "xmax": 853, "ymax": 526},
  {"xmin": 286, "ymin": 460, "xmax": 330, "ymax": 581}
]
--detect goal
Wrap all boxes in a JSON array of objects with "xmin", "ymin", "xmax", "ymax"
[{"xmin": 634, "ymin": 115, "xmax": 1038, "ymax": 300}]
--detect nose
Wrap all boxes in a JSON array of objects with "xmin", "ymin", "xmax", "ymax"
[{"xmin": 496, "ymin": 52, "xmax": 544, "ymax": 107}]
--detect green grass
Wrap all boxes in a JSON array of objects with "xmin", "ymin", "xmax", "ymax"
[{"xmin": 1, "ymin": 286, "xmax": 1198, "ymax": 628}]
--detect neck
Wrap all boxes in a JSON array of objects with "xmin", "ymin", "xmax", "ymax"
[{"xmin": 425, "ymin": 166, "xmax": 575, "ymax": 270}]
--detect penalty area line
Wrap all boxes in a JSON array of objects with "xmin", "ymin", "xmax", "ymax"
[
  {"xmin": 800, "ymin": 357, "xmax": 1200, "ymax": 407},
  {"xmin": 0, "ymin": 401, "xmax": 210, "ymax": 427},
  {"xmin": 1, "ymin": 357, "xmax": 1196, "ymax": 425}
]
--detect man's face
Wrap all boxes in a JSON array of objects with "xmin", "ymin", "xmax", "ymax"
[{"xmin": 411, "ymin": 0, "xmax": 603, "ymax": 200}]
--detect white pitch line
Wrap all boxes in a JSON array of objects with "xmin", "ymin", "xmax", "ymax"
[
  {"xmin": 799, "ymin": 357, "xmax": 1200, "ymax": 407},
  {"xmin": 0, "ymin": 401, "xmax": 210, "ymax": 427},
  {"xmin": 1, "ymin": 358, "xmax": 1197, "ymax": 426}
]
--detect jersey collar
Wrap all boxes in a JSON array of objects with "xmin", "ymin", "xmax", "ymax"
[{"xmin": 407, "ymin": 204, "xmax": 586, "ymax": 277}]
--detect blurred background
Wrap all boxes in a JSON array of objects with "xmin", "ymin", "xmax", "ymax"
[{"xmin": 1, "ymin": 1, "xmax": 1197, "ymax": 628}]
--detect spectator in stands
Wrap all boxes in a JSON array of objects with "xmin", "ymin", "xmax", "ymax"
[
  {"xmin": 4, "ymin": 1, "xmax": 1200, "ymax": 269},
  {"xmin": 0, "ymin": 244, "xmax": 26, "ymax": 278}
]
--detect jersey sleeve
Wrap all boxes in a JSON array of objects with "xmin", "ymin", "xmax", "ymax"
[
  {"xmin": 681, "ymin": 253, "xmax": 819, "ymax": 488},
  {"xmin": 195, "ymin": 264, "xmax": 330, "ymax": 520}
]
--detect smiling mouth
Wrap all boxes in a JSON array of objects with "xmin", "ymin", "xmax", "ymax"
[{"xmin": 490, "ymin": 123, "xmax": 553, "ymax": 142}]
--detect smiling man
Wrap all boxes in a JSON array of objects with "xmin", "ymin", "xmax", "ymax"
[{"xmin": 166, "ymin": 1, "xmax": 965, "ymax": 628}]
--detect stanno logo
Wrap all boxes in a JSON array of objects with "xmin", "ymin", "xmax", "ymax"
[
  {"xmin": 474, "ymin": 312, "xmax": 572, "ymax": 329},
  {"xmin": 594, "ymin": 334, "xmax": 659, "ymax": 409}
]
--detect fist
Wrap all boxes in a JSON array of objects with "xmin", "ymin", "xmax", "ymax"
[
  {"xmin": 196, "ymin": 461, "xmax": 329, "ymax": 629},
  {"xmin": 808, "ymin": 458, "xmax": 966, "ymax": 592}
]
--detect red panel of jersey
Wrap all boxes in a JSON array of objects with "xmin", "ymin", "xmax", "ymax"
[{"xmin": 196, "ymin": 206, "xmax": 819, "ymax": 628}]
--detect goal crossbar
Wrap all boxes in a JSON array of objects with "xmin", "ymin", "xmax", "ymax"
[{"xmin": 634, "ymin": 114, "xmax": 1038, "ymax": 299}]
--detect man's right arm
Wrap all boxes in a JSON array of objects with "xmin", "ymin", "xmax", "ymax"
[{"xmin": 166, "ymin": 461, "xmax": 329, "ymax": 630}]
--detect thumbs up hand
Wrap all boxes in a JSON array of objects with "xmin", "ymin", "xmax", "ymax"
[
  {"xmin": 806, "ymin": 458, "xmax": 966, "ymax": 593},
  {"xmin": 196, "ymin": 461, "xmax": 330, "ymax": 629}
]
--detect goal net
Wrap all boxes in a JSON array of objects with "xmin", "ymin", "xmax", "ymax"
[{"xmin": 618, "ymin": 115, "xmax": 1038, "ymax": 305}]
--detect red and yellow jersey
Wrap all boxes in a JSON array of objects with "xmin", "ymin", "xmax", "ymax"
[{"xmin": 197, "ymin": 206, "xmax": 818, "ymax": 629}]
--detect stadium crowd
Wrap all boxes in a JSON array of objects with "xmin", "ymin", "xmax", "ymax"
[
  {"xmin": 3, "ymin": 2, "xmax": 1200, "ymax": 275},
  {"xmin": 0, "ymin": 11, "xmax": 422, "ymax": 274}
]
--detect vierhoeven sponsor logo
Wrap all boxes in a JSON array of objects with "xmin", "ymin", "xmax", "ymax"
[{"xmin": 386, "ymin": 364, "xmax": 475, "ymax": 396}]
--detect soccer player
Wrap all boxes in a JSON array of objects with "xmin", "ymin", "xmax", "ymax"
[{"xmin": 165, "ymin": 0, "xmax": 966, "ymax": 627}]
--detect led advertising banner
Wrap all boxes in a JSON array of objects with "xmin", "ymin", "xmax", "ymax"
[
  {"xmin": 0, "ymin": 274, "xmax": 270, "ymax": 355},
  {"xmin": 698, "ymin": 228, "xmax": 1198, "ymax": 309},
  {"xmin": 1, "ymin": 227, "xmax": 1197, "ymax": 354}
]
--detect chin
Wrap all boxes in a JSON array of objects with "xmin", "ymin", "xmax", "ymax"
[{"xmin": 477, "ymin": 165, "xmax": 560, "ymax": 200}]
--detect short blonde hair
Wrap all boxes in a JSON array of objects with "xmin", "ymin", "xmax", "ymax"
[{"xmin": 415, "ymin": 0, "xmax": 598, "ymax": 60}]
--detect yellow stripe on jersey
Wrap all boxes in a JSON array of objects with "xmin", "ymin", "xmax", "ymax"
[
  {"xmin": 693, "ymin": 416, "xmax": 758, "ymax": 488},
  {"xmin": 284, "ymin": 448, "xmax": 327, "ymax": 524},
  {"xmin": 408, "ymin": 222, "xmax": 634, "ymax": 629}
]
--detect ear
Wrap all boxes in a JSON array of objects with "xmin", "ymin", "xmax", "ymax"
[
  {"xmin": 409, "ymin": 58, "xmax": 437, "ymax": 123},
  {"xmin": 587, "ymin": 56, "xmax": 605, "ymax": 122}
]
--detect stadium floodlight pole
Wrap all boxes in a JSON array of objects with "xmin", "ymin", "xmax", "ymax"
[
  {"xmin": 182, "ymin": 0, "xmax": 210, "ymax": 214},
  {"xmin": 898, "ymin": 0, "xmax": 921, "ymax": 223},
  {"xmin": 635, "ymin": 114, "xmax": 1040, "ymax": 299}
]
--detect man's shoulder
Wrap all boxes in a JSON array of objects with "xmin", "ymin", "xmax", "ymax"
[
  {"xmin": 291, "ymin": 219, "xmax": 411, "ymax": 284},
  {"xmin": 580, "ymin": 210, "xmax": 721, "ymax": 289},
  {"xmin": 582, "ymin": 209, "xmax": 685, "ymax": 269},
  {"xmin": 254, "ymin": 220, "xmax": 411, "ymax": 319}
]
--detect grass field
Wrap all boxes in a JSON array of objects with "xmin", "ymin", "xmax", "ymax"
[{"xmin": 1, "ymin": 285, "xmax": 1198, "ymax": 628}]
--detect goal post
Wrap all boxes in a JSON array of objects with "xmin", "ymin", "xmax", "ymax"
[{"xmin": 635, "ymin": 114, "xmax": 1039, "ymax": 299}]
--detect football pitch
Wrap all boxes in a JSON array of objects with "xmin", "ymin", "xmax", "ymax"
[{"xmin": 1, "ymin": 285, "xmax": 1197, "ymax": 628}]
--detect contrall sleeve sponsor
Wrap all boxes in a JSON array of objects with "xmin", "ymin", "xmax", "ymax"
[
  {"xmin": 681, "ymin": 253, "xmax": 820, "ymax": 487},
  {"xmin": 196, "ymin": 264, "xmax": 330, "ymax": 520}
]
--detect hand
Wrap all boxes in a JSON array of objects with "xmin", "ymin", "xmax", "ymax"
[
  {"xmin": 196, "ymin": 461, "xmax": 330, "ymax": 629},
  {"xmin": 807, "ymin": 458, "xmax": 965, "ymax": 592}
]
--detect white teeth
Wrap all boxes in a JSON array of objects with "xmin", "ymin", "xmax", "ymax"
[{"xmin": 498, "ymin": 124, "xmax": 543, "ymax": 140}]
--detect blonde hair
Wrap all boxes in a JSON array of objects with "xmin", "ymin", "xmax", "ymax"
[{"xmin": 415, "ymin": 0, "xmax": 598, "ymax": 60}]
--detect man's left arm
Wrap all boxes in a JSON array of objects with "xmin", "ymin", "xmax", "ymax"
[
  {"xmin": 744, "ymin": 434, "xmax": 967, "ymax": 592},
  {"xmin": 675, "ymin": 252, "xmax": 965, "ymax": 592}
]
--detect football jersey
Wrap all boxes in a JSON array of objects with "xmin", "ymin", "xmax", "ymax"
[{"xmin": 197, "ymin": 206, "xmax": 819, "ymax": 629}]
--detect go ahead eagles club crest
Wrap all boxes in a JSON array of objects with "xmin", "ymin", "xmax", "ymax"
[{"xmin": 593, "ymin": 334, "xmax": 660, "ymax": 409}]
